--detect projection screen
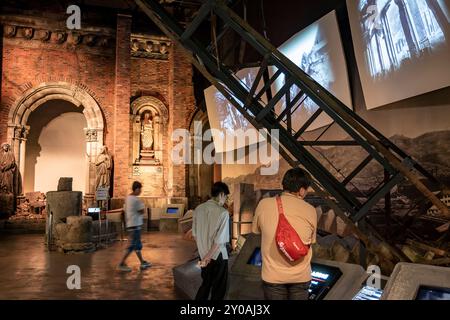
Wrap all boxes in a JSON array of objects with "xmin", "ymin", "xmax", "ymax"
[
  {"xmin": 347, "ymin": 0, "xmax": 450, "ymax": 109},
  {"xmin": 272, "ymin": 10, "xmax": 353, "ymax": 132}
]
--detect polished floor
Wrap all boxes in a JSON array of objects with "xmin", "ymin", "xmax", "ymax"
[{"xmin": 0, "ymin": 232, "xmax": 197, "ymax": 300}]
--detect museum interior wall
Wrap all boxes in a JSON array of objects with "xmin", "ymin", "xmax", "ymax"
[{"xmin": 0, "ymin": 6, "xmax": 196, "ymax": 213}]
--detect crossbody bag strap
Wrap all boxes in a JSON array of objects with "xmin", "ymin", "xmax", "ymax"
[{"xmin": 276, "ymin": 195, "xmax": 284, "ymax": 216}]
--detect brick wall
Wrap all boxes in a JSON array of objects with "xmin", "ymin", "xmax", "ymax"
[
  {"xmin": 170, "ymin": 44, "xmax": 196, "ymax": 197},
  {"xmin": 113, "ymin": 14, "xmax": 132, "ymax": 197},
  {"xmin": 0, "ymin": 38, "xmax": 116, "ymax": 149},
  {"xmin": 0, "ymin": 16, "xmax": 196, "ymax": 199}
]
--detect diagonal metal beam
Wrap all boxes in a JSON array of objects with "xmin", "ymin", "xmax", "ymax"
[{"xmin": 180, "ymin": 1, "xmax": 211, "ymax": 41}]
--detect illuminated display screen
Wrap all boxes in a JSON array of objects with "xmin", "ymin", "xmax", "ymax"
[
  {"xmin": 246, "ymin": 248, "xmax": 342, "ymax": 300},
  {"xmin": 247, "ymin": 247, "xmax": 263, "ymax": 267},
  {"xmin": 166, "ymin": 207, "xmax": 180, "ymax": 214},
  {"xmin": 352, "ymin": 286, "xmax": 383, "ymax": 300},
  {"xmin": 415, "ymin": 286, "xmax": 450, "ymax": 300},
  {"xmin": 309, "ymin": 263, "xmax": 343, "ymax": 300}
]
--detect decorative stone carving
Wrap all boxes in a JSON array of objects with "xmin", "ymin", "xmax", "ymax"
[
  {"xmin": 69, "ymin": 32, "xmax": 83, "ymax": 45},
  {"xmin": 21, "ymin": 27, "xmax": 34, "ymax": 39},
  {"xmin": 95, "ymin": 146, "xmax": 112, "ymax": 190},
  {"xmin": 2, "ymin": 23, "xmax": 114, "ymax": 51},
  {"xmin": 98, "ymin": 37, "xmax": 109, "ymax": 47},
  {"xmin": 85, "ymin": 129, "xmax": 98, "ymax": 142},
  {"xmin": 4, "ymin": 25, "xmax": 17, "ymax": 38},
  {"xmin": 13, "ymin": 125, "xmax": 29, "ymax": 140},
  {"xmin": 130, "ymin": 34, "xmax": 171, "ymax": 60},
  {"xmin": 0, "ymin": 143, "xmax": 17, "ymax": 195},
  {"xmin": 84, "ymin": 34, "xmax": 97, "ymax": 46},
  {"xmin": 53, "ymin": 31, "xmax": 67, "ymax": 44},
  {"xmin": 36, "ymin": 29, "xmax": 51, "ymax": 42}
]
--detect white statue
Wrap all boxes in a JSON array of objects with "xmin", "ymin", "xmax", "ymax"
[
  {"xmin": 141, "ymin": 112, "xmax": 154, "ymax": 151},
  {"xmin": 95, "ymin": 146, "xmax": 112, "ymax": 190}
]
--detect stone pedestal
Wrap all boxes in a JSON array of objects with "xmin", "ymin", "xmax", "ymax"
[
  {"xmin": 54, "ymin": 216, "xmax": 95, "ymax": 252},
  {"xmin": 0, "ymin": 194, "xmax": 15, "ymax": 219},
  {"xmin": 159, "ymin": 218, "xmax": 179, "ymax": 232}
]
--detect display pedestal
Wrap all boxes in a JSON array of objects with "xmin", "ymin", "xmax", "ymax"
[{"xmin": 0, "ymin": 194, "xmax": 15, "ymax": 218}]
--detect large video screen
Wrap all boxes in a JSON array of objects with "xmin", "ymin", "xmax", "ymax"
[
  {"xmin": 347, "ymin": 0, "xmax": 450, "ymax": 109},
  {"xmin": 204, "ymin": 68, "xmax": 266, "ymax": 153},
  {"xmin": 272, "ymin": 10, "xmax": 353, "ymax": 132}
]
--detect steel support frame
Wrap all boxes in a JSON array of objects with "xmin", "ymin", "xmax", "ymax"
[{"xmin": 134, "ymin": 0, "xmax": 448, "ymax": 255}]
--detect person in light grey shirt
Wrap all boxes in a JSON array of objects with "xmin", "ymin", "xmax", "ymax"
[{"xmin": 192, "ymin": 182, "xmax": 230, "ymax": 300}]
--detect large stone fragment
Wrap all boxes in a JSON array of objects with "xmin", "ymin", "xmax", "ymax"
[
  {"xmin": 57, "ymin": 177, "xmax": 73, "ymax": 191},
  {"xmin": 54, "ymin": 216, "xmax": 94, "ymax": 253},
  {"xmin": 0, "ymin": 194, "xmax": 15, "ymax": 218},
  {"xmin": 46, "ymin": 191, "xmax": 82, "ymax": 224}
]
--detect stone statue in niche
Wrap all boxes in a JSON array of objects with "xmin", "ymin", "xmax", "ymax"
[
  {"xmin": 95, "ymin": 146, "xmax": 112, "ymax": 190},
  {"xmin": 141, "ymin": 112, "xmax": 154, "ymax": 151},
  {"xmin": 139, "ymin": 111, "xmax": 156, "ymax": 162},
  {"xmin": 0, "ymin": 143, "xmax": 16, "ymax": 195}
]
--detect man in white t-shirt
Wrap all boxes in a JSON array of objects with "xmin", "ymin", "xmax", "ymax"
[
  {"xmin": 118, "ymin": 181, "xmax": 152, "ymax": 272},
  {"xmin": 192, "ymin": 182, "xmax": 230, "ymax": 300}
]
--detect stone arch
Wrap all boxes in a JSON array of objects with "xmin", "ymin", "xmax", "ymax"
[
  {"xmin": 7, "ymin": 82, "xmax": 106, "ymax": 196},
  {"xmin": 8, "ymin": 82, "xmax": 104, "ymax": 136},
  {"xmin": 131, "ymin": 96, "xmax": 168, "ymax": 123}
]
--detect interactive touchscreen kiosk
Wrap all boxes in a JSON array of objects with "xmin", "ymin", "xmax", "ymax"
[
  {"xmin": 87, "ymin": 207, "xmax": 101, "ymax": 221},
  {"xmin": 228, "ymin": 234, "xmax": 366, "ymax": 300},
  {"xmin": 352, "ymin": 286, "xmax": 384, "ymax": 300},
  {"xmin": 160, "ymin": 204, "xmax": 185, "ymax": 219},
  {"xmin": 382, "ymin": 263, "xmax": 450, "ymax": 300}
]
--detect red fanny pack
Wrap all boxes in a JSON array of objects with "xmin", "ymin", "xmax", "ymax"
[{"xmin": 275, "ymin": 196, "xmax": 310, "ymax": 262}]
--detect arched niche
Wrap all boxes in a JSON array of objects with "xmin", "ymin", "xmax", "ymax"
[
  {"xmin": 131, "ymin": 96, "xmax": 168, "ymax": 165},
  {"xmin": 7, "ymin": 82, "xmax": 105, "ymax": 197}
]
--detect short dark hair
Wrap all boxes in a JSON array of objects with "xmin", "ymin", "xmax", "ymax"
[
  {"xmin": 132, "ymin": 181, "xmax": 142, "ymax": 192},
  {"xmin": 282, "ymin": 168, "xmax": 311, "ymax": 193},
  {"xmin": 211, "ymin": 182, "xmax": 230, "ymax": 198}
]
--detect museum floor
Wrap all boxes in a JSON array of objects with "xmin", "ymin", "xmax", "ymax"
[{"xmin": 0, "ymin": 232, "xmax": 197, "ymax": 300}]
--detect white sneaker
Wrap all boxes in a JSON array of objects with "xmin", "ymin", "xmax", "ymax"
[
  {"xmin": 117, "ymin": 264, "xmax": 132, "ymax": 272},
  {"xmin": 140, "ymin": 261, "xmax": 152, "ymax": 270}
]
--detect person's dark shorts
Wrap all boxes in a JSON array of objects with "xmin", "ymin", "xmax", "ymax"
[{"xmin": 127, "ymin": 227, "xmax": 143, "ymax": 252}]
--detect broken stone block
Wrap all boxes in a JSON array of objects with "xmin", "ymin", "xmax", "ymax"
[
  {"xmin": 54, "ymin": 216, "xmax": 94, "ymax": 253},
  {"xmin": 57, "ymin": 177, "xmax": 73, "ymax": 191},
  {"xmin": 312, "ymin": 243, "xmax": 332, "ymax": 260},
  {"xmin": 319, "ymin": 209, "xmax": 337, "ymax": 234},
  {"xmin": 331, "ymin": 241, "xmax": 350, "ymax": 263},
  {"xmin": 0, "ymin": 194, "xmax": 15, "ymax": 218},
  {"xmin": 336, "ymin": 216, "xmax": 353, "ymax": 238}
]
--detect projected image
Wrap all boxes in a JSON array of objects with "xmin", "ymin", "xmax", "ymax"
[
  {"xmin": 204, "ymin": 68, "xmax": 266, "ymax": 152},
  {"xmin": 273, "ymin": 11, "xmax": 353, "ymax": 132},
  {"xmin": 212, "ymin": 70, "xmax": 259, "ymax": 134},
  {"xmin": 359, "ymin": 0, "xmax": 448, "ymax": 78},
  {"xmin": 280, "ymin": 24, "xmax": 334, "ymax": 113},
  {"xmin": 347, "ymin": 0, "xmax": 450, "ymax": 109}
]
